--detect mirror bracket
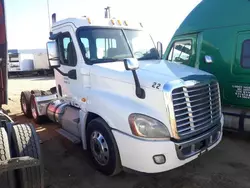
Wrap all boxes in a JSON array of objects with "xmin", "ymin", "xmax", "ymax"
[
  {"xmin": 124, "ymin": 58, "xmax": 145, "ymax": 99},
  {"xmin": 132, "ymin": 70, "xmax": 145, "ymax": 99},
  {"xmin": 49, "ymin": 32, "xmax": 62, "ymax": 40}
]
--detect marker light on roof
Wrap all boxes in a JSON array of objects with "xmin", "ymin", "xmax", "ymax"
[
  {"xmin": 117, "ymin": 20, "xmax": 121, "ymax": 25},
  {"xmin": 87, "ymin": 17, "xmax": 91, "ymax": 24},
  {"xmin": 111, "ymin": 19, "xmax": 115, "ymax": 25},
  {"xmin": 124, "ymin": 21, "xmax": 128, "ymax": 26},
  {"xmin": 140, "ymin": 22, "xmax": 143, "ymax": 27}
]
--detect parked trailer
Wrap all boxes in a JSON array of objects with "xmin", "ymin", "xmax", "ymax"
[
  {"xmin": 21, "ymin": 14, "xmax": 224, "ymax": 176},
  {"xmin": 8, "ymin": 52, "xmax": 34, "ymax": 72},
  {"xmin": 163, "ymin": 0, "xmax": 250, "ymax": 132},
  {"xmin": 0, "ymin": 0, "xmax": 44, "ymax": 187},
  {"xmin": 8, "ymin": 49, "xmax": 53, "ymax": 77}
]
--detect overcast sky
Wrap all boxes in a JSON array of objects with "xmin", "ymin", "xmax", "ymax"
[{"xmin": 5, "ymin": 0, "xmax": 201, "ymax": 50}]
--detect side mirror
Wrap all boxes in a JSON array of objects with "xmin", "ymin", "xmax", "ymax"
[
  {"xmin": 46, "ymin": 41, "xmax": 60, "ymax": 68},
  {"xmin": 124, "ymin": 58, "xmax": 139, "ymax": 71},
  {"xmin": 157, "ymin": 41, "xmax": 163, "ymax": 59}
]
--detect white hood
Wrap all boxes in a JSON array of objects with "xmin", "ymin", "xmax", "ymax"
[{"xmin": 93, "ymin": 60, "xmax": 213, "ymax": 90}]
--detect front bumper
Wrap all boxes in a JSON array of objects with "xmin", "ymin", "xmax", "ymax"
[{"xmin": 113, "ymin": 118, "xmax": 223, "ymax": 173}]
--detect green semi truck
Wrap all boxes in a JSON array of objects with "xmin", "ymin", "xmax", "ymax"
[{"xmin": 163, "ymin": 0, "xmax": 250, "ymax": 132}]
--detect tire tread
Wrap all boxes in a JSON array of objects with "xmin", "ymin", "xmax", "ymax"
[
  {"xmin": 0, "ymin": 127, "xmax": 11, "ymax": 187},
  {"xmin": 12, "ymin": 123, "xmax": 42, "ymax": 188}
]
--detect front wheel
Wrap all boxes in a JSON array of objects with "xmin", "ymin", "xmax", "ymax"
[{"xmin": 87, "ymin": 118, "xmax": 122, "ymax": 176}]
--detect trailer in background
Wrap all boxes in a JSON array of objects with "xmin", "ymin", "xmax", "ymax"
[
  {"xmin": 7, "ymin": 49, "xmax": 53, "ymax": 77},
  {"xmin": 8, "ymin": 50, "xmax": 34, "ymax": 72}
]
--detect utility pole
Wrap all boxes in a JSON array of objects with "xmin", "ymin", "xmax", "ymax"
[
  {"xmin": 47, "ymin": 0, "xmax": 51, "ymax": 32},
  {"xmin": 104, "ymin": 6, "xmax": 111, "ymax": 18}
]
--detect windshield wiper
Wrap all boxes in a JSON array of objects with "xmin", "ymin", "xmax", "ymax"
[
  {"xmin": 91, "ymin": 58, "xmax": 123, "ymax": 64},
  {"xmin": 138, "ymin": 56, "xmax": 159, "ymax": 60}
]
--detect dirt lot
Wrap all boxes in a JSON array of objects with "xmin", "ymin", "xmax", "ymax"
[{"xmin": 3, "ymin": 76, "xmax": 250, "ymax": 188}]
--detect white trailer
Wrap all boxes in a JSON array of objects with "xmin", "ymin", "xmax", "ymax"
[
  {"xmin": 8, "ymin": 51, "xmax": 34, "ymax": 72},
  {"xmin": 20, "ymin": 15, "xmax": 224, "ymax": 176},
  {"xmin": 33, "ymin": 52, "xmax": 50, "ymax": 70},
  {"xmin": 8, "ymin": 49, "xmax": 52, "ymax": 76}
]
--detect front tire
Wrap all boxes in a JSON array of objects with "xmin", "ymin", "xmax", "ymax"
[{"xmin": 87, "ymin": 118, "xmax": 122, "ymax": 176}]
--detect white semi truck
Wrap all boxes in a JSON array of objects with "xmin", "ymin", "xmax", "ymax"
[{"xmin": 20, "ymin": 14, "xmax": 224, "ymax": 176}]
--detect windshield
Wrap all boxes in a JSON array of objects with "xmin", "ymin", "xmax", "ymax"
[
  {"xmin": 77, "ymin": 28, "xmax": 159, "ymax": 64},
  {"xmin": 124, "ymin": 30, "xmax": 159, "ymax": 60}
]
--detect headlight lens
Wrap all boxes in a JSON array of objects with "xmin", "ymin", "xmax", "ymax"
[{"xmin": 128, "ymin": 114, "xmax": 170, "ymax": 139}]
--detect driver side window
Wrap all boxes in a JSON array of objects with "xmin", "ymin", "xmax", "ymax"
[
  {"xmin": 57, "ymin": 32, "xmax": 77, "ymax": 66},
  {"xmin": 168, "ymin": 40, "xmax": 192, "ymax": 64}
]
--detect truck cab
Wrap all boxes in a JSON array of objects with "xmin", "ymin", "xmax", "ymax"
[
  {"xmin": 163, "ymin": 0, "xmax": 250, "ymax": 131},
  {"xmin": 22, "ymin": 15, "xmax": 224, "ymax": 176}
]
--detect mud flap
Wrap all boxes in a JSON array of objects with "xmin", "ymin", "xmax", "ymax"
[{"xmin": 0, "ymin": 156, "xmax": 40, "ymax": 174}]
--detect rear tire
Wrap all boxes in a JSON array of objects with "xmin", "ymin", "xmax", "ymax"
[
  {"xmin": 20, "ymin": 91, "xmax": 32, "ymax": 118},
  {"xmin": 0, "ymin": 127, "xmax": 11, "ymax": 187},
  {"xmin": 87, "ymin": 118, "xmax": 122, "ymax": 176},
  {"xmin": 11, "ymin": 123, "xmax": 43, "ymax": 188}
]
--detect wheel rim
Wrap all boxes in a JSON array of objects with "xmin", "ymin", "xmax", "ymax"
[
  {"xmin": 21, "ymin": 96, "xmax": 27, "ymax": 113},
  {"xmin": 31, "ymin": 100, "xmax": 37, "ymax": 119},
  {"xmin": 90, "ymin": 131, "xmax": 109, "ymax": 166}
]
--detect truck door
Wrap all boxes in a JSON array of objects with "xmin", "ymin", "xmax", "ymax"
[
  {"xmin": 54, "ymin": 26, "xmax": 82, "ymax": 107},
  {"xmin": 226, "ymin": 31, "xmax": 250, "ymax": 107},
  {"xmin": 164, "ymin": 34, "xmax": 197, "ymax": 67}
]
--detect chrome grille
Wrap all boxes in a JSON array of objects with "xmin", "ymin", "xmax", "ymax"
[{"xmin": 172, "ymin": 81, "xmax": 221, "ymax": 138}]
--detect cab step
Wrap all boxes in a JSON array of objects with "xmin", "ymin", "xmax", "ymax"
[{"xmin": 56, "ymin": 128, "xmax": 81, "ymax": 144}]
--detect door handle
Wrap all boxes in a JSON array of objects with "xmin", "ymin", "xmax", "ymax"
[{"xmin": 68, "ymin": 69, "xmax": 77, "ymax": 80}]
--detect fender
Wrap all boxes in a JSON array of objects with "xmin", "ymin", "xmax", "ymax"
[{"xmin": 86, "ymin": 88, "xmax": 169, "ymax": 135}]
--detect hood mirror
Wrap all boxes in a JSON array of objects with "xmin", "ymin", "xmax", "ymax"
[
  {"xmin": 124, "ymin": 58, "xmax": 145, "ymax": 99},
  {"xmin": 124, "ymin": 58, "xmax": 139, "ymax": 71}
]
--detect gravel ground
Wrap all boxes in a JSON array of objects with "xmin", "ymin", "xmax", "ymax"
[{"xmin": 3, "ymin": 76, "xmax": 250, "ymax": 188}]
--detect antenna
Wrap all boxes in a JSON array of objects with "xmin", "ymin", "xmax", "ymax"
[
  {"xmin": 47, "ymin": 0, "xmax": 51, "ymax": 32},
  {"xmin": 104, "ymin": 6, "xmax": 111, "ymax": 18}
]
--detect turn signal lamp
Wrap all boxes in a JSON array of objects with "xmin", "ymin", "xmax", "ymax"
[
  {"xmin": 117, "ymin": 19, "xmax": 121, "ymax": 25},
  {"xmin": 87, "ymin": 17, "xmax": 91, "ymax": 24}
]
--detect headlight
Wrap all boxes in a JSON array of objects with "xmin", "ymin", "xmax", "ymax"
[{"xmin": 128, "ymin": 114, "xmax": 170, "ymax": 139}]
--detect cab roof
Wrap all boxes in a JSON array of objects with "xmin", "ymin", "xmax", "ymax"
[
  {"xmin": 174, "ymin": 0, "xmax": 250, "ymax": 36},
  {"xmin": 52, "ymin": 17, "xmax": 144, "ymax": 30}
]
